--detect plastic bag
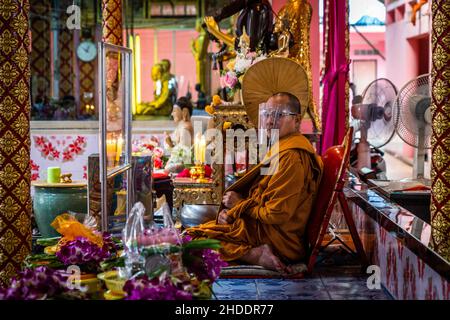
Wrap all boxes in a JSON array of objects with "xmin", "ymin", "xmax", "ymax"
[
  {"xmin": 120, "ymin": 202, "xmax": 146, "ymax": 278},
  {"xmin": 139, "ymin": 202, "xmax": 185, "ymax": 278}
]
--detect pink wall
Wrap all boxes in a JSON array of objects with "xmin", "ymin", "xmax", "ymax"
[
  {"xmin": 348, "ymin": 28, "xmax": 387, "ymax": 94},
  {"xmin": 135, "ymin": 29, "xmax": 198, "ymax": 103},
  {"xmin": 385, "ymin": 0, "xmax": 430, "ymax": 89},
  {"xmin": 385, "ymin": 0, "xmax": 431, "ymax": 159}
]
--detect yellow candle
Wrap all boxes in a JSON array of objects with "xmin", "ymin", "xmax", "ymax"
[
  {"xmin": 200, "ymin": 135, "xmax": 206, "ymax": 163},
  {"xmin": 106, "ymin": 138, "xmax": 115, "ymax": 167},
  {"xmin": 116, "ymin": 136, "xmax": 123, "ymax": 163},
  {"xmin": 194, "ymin": 134, "xmax": 200, "ymax": 164}
]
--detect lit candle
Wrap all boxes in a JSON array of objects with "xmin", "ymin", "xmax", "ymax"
[
  {"xmin": 194, "ymin": 134, "xmax": 200, "ymax": 164},
  {"xmin": 116, "ymin": 136, "xmax": 123, "ymax": 163},
  {"xmin": 106, "ymin": 138, "xmax": 116, "ymax": 167},
  {"xmin": 200, "ymin": 135, "xmax": 206, "ymax": 164}
]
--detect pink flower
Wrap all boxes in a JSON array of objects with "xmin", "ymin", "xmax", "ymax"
[
  {"xmin": 246, "ymin": 52, "xmax": 257, "ymax": 59},
  {"xmin": 63, "ymin": 151, "xmax": 73, "ymax": 161},
  {"xmin": 76, "ymin": 136, "xmax": 86, "ymax": 145},
  {"xmin": 69, "ymin": 142, "xmax": 81, "ymax": 154},
  {"xmin": 30, "ymin": 160, "xmax": 39, "ymax": 171},
  {"xmin": 52, "ymin": 150, "xmax": 60, "ymax": 159},
  {"xmin": 31, "ymin": 173, "xmax": 39, "ymax": 181},
  {"xmin": 220, "ymin": 71, "xmax": 238, "ymax": 89},
  {"xmin": 42, "ymin": 143, "xmax": 54, "ymax": 156},
  {"xmin": 34, "ymin": 136, "xmax": 46, "ymax": 146}
]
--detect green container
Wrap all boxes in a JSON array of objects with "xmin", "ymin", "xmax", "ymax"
[{"xmin": 33, "ymin": 183, "xmax": 88, "ymax": 238}]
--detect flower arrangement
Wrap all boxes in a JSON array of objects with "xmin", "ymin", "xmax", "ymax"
[
  {"xmin": 3, "ymin": 212, "xmax": 226, "ymax": 300},
  {"xmin": 24, "ymin": 214, "xmax": 120, "ymax": 275},
  {"xmin": 132, "ymin": 136, "xmax": 168, "ymax": 170},
  {"xmin": 123, "ymin": 274, "xmax": 193, "ymax": 300},
  {"xmin": 56, "ymin": 233, "xmax": 117, "ymax": 273},
  {"xmin": 164, "ymin": 144, "xmax": 193, "ymax": 173},
  {"xmin": 0, "ymin": 266, "xmax": 85, "ymax": 300},
  {"xmin": 117, "ymin": 225, "xmax": 227, "ymax": 300},
  {"xmin": 218, "ymin": 33, "xmax": 267, "ymax": 100}
]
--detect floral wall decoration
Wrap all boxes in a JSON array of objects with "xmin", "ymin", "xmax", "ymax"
[
  {"xmin": 30, "ymin": 160, "xmax": 40, "ymax": 181},
  {"xmin": 33, "ymin": 135, "xmax": 87, "ymax": 162}
]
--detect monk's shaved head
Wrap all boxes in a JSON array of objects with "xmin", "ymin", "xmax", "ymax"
[{"xmin": 271, "ymin": 92, "xmax": 301, "ymax": 114}]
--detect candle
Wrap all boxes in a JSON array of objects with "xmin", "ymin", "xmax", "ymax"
[
  {"xmin": 116, "ymin": 136, "xmax": 123, "ymax": 163},
  {"xmin": 106, "ymin": 138, "xmax": 116, "ymax": 167},
  {"xmin": 194, "ymin": 133, "xmax": 200, "ymax": 164},
  {"xmin": 200, "ymin": 135, "xmax": 206, "ymax": 163},
  {"xmin": 47, "ymin": 167, "xmax": 61, "ymax": 184}
]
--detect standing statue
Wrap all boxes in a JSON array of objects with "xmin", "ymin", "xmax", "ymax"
[
  {"xmin": 203, "ymin": 0, "xmax": 274, "ymax": 53},
  {"xmin": 274, "ymin": 0, "xmax": 321, "ymax": 131},
  {"xmin": 138, "ymin": 63, "xmax": 173, "ymax": 116},
  {"xmin": 191, "ymin": 18, "xmax": 210, "ymax": 93}
]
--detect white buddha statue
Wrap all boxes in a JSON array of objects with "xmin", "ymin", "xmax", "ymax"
[{"xmin": 164, "ymin": 97, "xmax": 194, "ymax": 173}]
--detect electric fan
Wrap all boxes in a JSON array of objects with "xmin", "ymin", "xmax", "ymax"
[
  {"xmin": 351, "ymin": 78, "xmax": 398, "ymax": 171},
  {"xmin": 393, "ymin": 73, "xmax": 431, "ymax": 179}
]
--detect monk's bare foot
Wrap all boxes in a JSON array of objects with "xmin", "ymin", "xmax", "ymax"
[
  {"xmin": 241, "ymin": 244, "xmax": 287, "ymax": 273},
  {"xmin": 257, "ymin": 244, "xmax": 287, "ymax": 272}
]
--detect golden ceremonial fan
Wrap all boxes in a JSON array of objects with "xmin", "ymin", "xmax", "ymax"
[{"xmin": 241, "ymin": 57, "xmax": 309, "ymax": 127}]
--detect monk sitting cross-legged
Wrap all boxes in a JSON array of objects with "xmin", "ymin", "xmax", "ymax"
[{"xmin": 186, "ymin": 92, "xmax": 323, "ymax": 274}]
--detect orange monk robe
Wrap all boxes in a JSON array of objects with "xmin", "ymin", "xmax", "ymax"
[{"xmin": 186, "ymin": 132, "xmax": 323, "ymax": 263}]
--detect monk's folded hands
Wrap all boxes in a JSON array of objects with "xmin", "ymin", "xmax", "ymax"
[
  {"xmin": 217, "ymin": 209, "xmax": 235, "ymax": 225},
  {"xmin": 222, "ymin": 191, "xmax": 243, "ymax": 209}
]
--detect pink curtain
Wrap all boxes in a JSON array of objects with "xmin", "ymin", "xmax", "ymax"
[{"xmin": 320, "ymin": 0, "xmax": 350, "ymax": 154}]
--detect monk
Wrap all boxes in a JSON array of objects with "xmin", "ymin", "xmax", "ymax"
[{"xmin": 186, "ymin": 92, "xmax": 323, "ymax": 273}]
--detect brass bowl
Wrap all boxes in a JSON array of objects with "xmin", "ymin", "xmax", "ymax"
[
  {"xmin": 179, "ymin": 204, "xmax": 219, "ymax": 228},
  {"xmin": 97, "ymin": 270, "xmax": 127, "ymax": 299},
  {"xmin": 64, "ymin": 273, "xmax": 101, "ymax": 294}
]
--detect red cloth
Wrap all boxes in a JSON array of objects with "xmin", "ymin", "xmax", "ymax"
[
  {"xmin": 175, "ymin": 165, "xmax": 212, "ymax": 178},
  {"xmin": 176, "ymin": 169, "xmax": 191, "ymax": 178},
  {"xmin": 152, "ymin": 172, "xmax": 169, "ymax": 180},
  {"xmin": 320, "ymin": 0, "xmax": 350, "ymax": 155}
]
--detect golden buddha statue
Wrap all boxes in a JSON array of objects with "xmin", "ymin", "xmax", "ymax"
[
  {"xmin": 274, "ymin": 0, "xmax": 321, "ymax": 131},
  {"xmin": 191, "ymin": 18, "xmax": 210, "ymax": 92},
  {"xmin": 160, "ymin": 59, "xmax": 178, "ymax": 104},
  {"xmin": 137, "ymin": 63, "xmax": 173, "ymax": 116}
]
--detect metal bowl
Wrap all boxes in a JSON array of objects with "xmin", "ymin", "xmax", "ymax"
[{"xmin": 180, "ymin": 204, "xmax": 219, "ymax": 228}]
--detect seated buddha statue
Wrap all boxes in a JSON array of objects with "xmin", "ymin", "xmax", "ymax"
[
  {"xmin": 160, "ymin": 59, "xmax": 178, "ymax": 104},
  {"xmin": 137, "ymin": 63, "xmax": 173, "ymax": 116},
  {"xmin": 164, "ymin": 97, "xmax": 194, "ymax": 173}
]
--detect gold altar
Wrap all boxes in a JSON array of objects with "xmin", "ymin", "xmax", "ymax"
[{"xmin": 173, "ymin": 103, "xmax": 254, "ymax": 211}]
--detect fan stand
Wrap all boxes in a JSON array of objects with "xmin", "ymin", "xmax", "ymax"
[
  {"xmin": 413, "ymin": 127, "xmax": 426, "ymax": 179},
  {"xmin": 357, "ymin": 126, "xmax": 371, "ymax": 170}
]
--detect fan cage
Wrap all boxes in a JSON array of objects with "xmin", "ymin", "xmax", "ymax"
[{"xmin": 394, "ymin": 74, "xmax": 432, "ymax": 149}]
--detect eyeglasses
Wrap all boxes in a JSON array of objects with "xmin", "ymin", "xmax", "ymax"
[{"xmin": 260, "ymin": 110, "xmax": 298, "ymax": 118}]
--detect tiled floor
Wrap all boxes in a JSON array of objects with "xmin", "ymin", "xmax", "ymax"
[
  {"xmin": 213, "ymin": 271, "xmax": 392, "ymax": 300},
  {"xmin": 213, "ymin": 248, "xmax": 393, "ymax": 300}
]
